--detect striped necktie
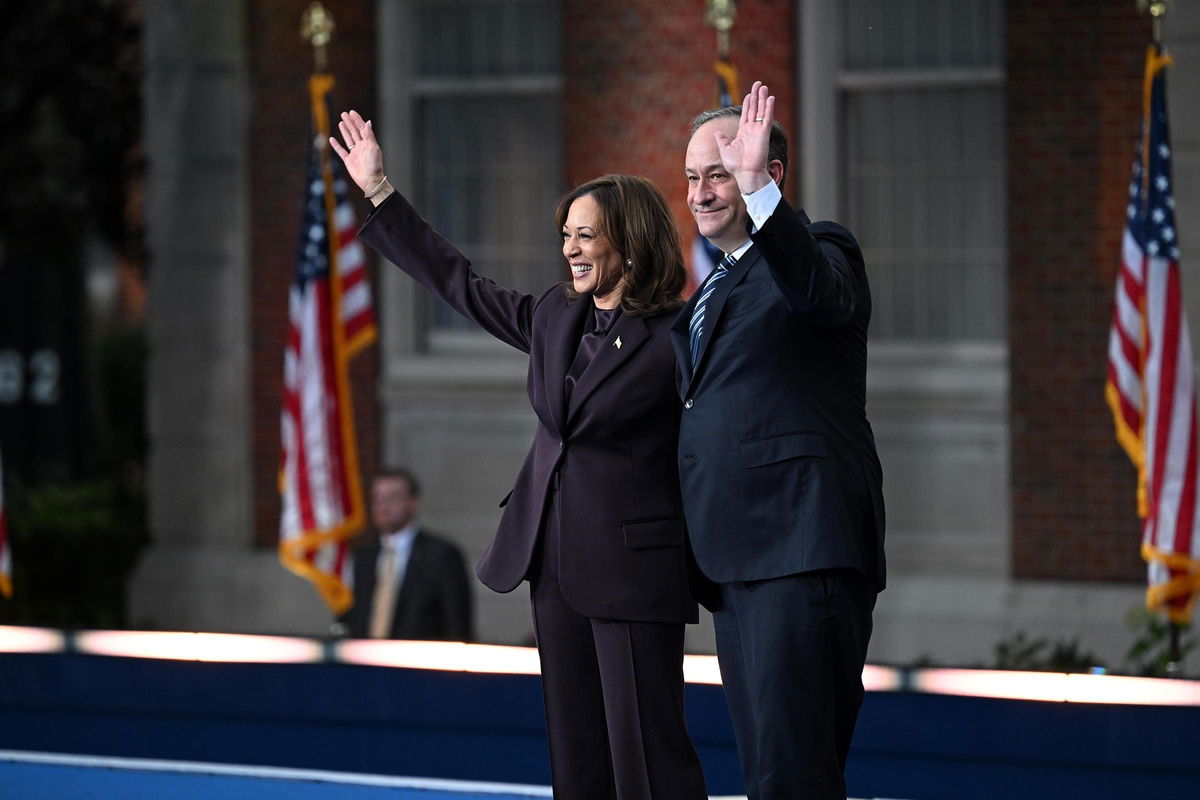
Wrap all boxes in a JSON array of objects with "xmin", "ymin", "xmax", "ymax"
[{"xmin": 688, "ymin": 253, "xmax": 737, "ymax": 372}]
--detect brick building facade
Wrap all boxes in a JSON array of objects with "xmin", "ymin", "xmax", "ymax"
[{"xmin": 1007, "ymin": 1, "xmax": 1147, "ymax": 582}]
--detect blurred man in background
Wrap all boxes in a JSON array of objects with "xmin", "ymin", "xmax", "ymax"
[{"xmin": 338, "ymin": 468, "xmax": 473, "ymax": 641}]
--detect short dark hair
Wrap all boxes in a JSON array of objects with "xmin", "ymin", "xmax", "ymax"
[
  {"xmin": 373, "ymin": 468, "xmax": 420, "ymax": 499},
  {"xmin": 555, "ymin": 174, "xmax": 686, "ymax": 315},
  {"xmin": 690, "ymin": 106, "xmax": 789, "ymax": 192}
]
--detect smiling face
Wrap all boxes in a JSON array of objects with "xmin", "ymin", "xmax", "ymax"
[
  {"xmin": 561, "ymin": 193, "xmax": 625, "ymax": 308},
  {"xmin": 686, "ymin": 117, "xmax": 753, "ymax": 253}
]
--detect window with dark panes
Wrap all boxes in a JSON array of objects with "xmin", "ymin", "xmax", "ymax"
[
  {"xmin": 411, "ymin": 0, "xmax": 564, "ymax": 331},
  {"xmin": 840, "ymin": 0, "xmax": 1006, "ymax": 341}
]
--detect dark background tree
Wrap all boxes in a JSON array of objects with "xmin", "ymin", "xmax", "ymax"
[{"xmin": 0, "ymin": 0, "xmax": 146, "ymax": 628}]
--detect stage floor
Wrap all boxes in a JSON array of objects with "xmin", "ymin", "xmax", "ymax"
[
  {"xmin": 1, "ymin": 751, "xmax": 767, "ymax": 800},
  {"xmin": 1, "ymin": 751, "xmax": 552, "ymax": 800}
]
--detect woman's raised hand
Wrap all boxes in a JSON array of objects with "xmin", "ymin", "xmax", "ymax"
[{"xmin": 329, "ymin": 109, "xmax": 384, "ymax": 193}]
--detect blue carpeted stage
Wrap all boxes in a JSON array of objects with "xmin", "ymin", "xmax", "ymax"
[{"xmin": 0, "ymin": 752, "xmax": 555, "ymax": 800}]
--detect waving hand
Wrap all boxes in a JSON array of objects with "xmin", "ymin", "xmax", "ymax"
[
  {"xmin": 711, "ymin": 81, "xmax": 776, "ymax": 195},
  {"xmin": 329, "ymin": 109, "xmax": 391, "ymax": 203}
]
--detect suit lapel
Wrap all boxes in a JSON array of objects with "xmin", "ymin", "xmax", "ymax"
[
  {"xmin": 566, "ymin": 312, "xmax": 650, "ymax": 427},
  {"xmin": 542, "ymin": 295, "xmax": 592, "ymax": 434},
  {"xmin": 687, "ymin": 248, "xmax": 758, "ymax": 382}
]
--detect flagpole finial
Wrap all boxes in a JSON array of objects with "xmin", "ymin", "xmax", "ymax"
[
  {"xmin": 301, "ymin": 1, "xmax": 336, "ymax": 73},
  {"xmin": 1137, "ymin": 0, "xmax": 1169, "ymax": 42},
  {"xmin": 706, "ymin": 0, "xmax": 737, "ymax": 59}
]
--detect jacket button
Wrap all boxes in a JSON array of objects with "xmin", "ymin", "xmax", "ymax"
[{"xmin": 684, "ymin": 399, "xmax": 694, "ymax": 409}]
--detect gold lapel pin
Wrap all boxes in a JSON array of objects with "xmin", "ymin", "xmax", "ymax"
[{"xmin": 614, "ymin": 336, "xmax": 623, "ymax": 350}]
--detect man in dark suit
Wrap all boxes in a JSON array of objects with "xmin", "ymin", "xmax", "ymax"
[
  {"xmin": 339, "ymin": 469, "xmax": 473, "ymax": 641},
  {"xmin": 673, "ymin": 82, "xmax": 886, "ymax": 800}
]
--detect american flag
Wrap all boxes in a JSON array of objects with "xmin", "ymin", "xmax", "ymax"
[
  {"xmin": 0, "ymin": 447, "xmax": 10, "ymax": 599},
  {"xmin": 279, "ymin": 76, "xmax": 376, "ymax": 614},
  {"xmin": 1105, "ymin": 45, "xmax": 1200, "ymax": 624}
]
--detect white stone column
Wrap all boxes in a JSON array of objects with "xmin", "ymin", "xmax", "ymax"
[{"xmin": 130, "ymin": 0, "xmax": 327, "ymax": 635}]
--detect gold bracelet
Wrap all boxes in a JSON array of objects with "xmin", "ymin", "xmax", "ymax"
[{"xmin": 364, "ymin": 176, "xmax": 390, "ymax": 199}]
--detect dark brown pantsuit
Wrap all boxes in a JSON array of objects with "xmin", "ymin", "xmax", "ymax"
[{"xmin": 529, "ymin": 491, "xmax": 707, "ymax": 800}]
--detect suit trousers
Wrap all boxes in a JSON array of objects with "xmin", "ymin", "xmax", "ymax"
[
  {"xmin": 713, "ymin": 569, "xmax": 876, "ymax": 800},
  {"xmin": 528, "ymin": 489, "xmax": 707, "ymax": 800}
]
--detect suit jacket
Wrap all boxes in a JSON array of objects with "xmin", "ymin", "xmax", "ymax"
[
  {"xmin": 339, "ymin": 529, "xmax": 474, "ymax": 641},
  {"xmin": 671, "ymin": 197, "xmax": 886, "ymax": 590},
  {"xmin": 359, "ymin": 193, "xmax": 697, "ymax": 624}
]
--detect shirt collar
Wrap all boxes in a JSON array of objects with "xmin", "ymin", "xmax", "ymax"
[
  {"xmin": 381, "ymin": 523, "xmax": 418, "ymax": 549},
  {"xmin": 592, "ymin": 304, "xmax": 621, "ymax": 334},
  {"xmin": 728, "ymin": 239, "xmax": 754, "ymax": 261}
]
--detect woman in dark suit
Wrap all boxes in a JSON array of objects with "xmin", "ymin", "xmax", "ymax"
[{"xmin": 331, "ymin": 110, "xmax": 706, "ymax": 800}]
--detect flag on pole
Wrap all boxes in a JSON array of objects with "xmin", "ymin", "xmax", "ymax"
[
  {"xmin": 689, "ymin": 57, "xmax": 740, "ymax": 292},
  {"xmin": 1105, "ymin": 44, "xmax": 1200, "ymax": 624},
  {"xmin": 714, "ymin": 56, "xmax": 739, "ymax": 109},
  {"xmin": 279, "ymin": 73, "xmax": 377, "ymax": 614},
  {"xmin": 0, "ymin": 447, "xmax": 11, "ymax": 599}
]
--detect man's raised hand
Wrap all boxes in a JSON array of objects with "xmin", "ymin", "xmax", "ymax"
[{"xmin": 712, "ymin": 81, "xmax": 776, "ymax": 195}]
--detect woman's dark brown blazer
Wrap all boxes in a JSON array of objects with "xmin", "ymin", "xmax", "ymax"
[{"xmin": 358, "ymin": 192, "xmax": 697, "ymax": 624}]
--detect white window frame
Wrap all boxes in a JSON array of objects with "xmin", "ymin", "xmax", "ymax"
[
  {"xmin": 375, "ymin": 0, "xmax": 562, "ymax": 385},
  {"xmin": 799, "ymin": 0, "xmax": 1007, "ymax": 349},
  {"xmin": 797, "ymin": 2, "xmax": 1012, "ymax": 589}
]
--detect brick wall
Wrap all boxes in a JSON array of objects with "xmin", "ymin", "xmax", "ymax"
[
  {"xmin": 249, "ymin": 0, "xmax": 379, "ymax": 547},
  {"xmin": 1007, "ymin": 0, "xmax": 1149, "ymax": 581},
  {"xmin": 563, "ymin": 0, "xmax": 797, "ymax": 269}
]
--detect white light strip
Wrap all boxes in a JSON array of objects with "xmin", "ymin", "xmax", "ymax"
[
  {"xmin": 1060, "ymin": 672, "xmax": 1200, "ymax": 705},
  {"xmin": 335, "ymin": 640, "xmax": 543, "ymax": 674},
  {"xmin": 73, "ymin": 631, "xmax": 323, "ymax": 664},
  {"xmin": 4, "ymin": 626, "xmax": 1199, "ymax": 706},
  {"xmin": 911, "ymin": 668, "xmax": 1200, "ymax": 706},
  {"xmin": 912, "ymin": 668, "xmax": 1072, "ymax": 703},
  {"xmin": 0, "ymin": 625, "xmax": 64, "ymax": 654},
  {"xmin": 683, "ymin": 654, "xmax": 723, "ymax": 685},
  {"xmin": 333, "ymin": 642, "xmax": 902, "ymax": 693},
  {"xmin": 862, "ymin": 664, "xmax": 904, "ymax": 693}
]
